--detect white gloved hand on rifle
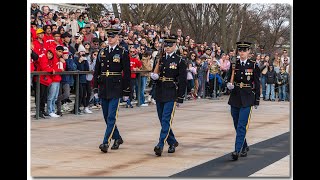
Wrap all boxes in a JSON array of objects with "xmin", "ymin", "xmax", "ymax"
[
  {"xmin": 227, "ymin": 82, "xmax": 234, "ymax": 90},
  {"xmin": 150, "ymin": 72, "xmax": 159, "ymax": 80}
]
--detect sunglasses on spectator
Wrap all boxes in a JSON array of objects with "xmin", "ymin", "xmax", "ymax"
[
  {"xmin": 284, "ymin": 60, "xmax": 288, "ymax": 61},
  {"xmin": 130, "ymin": 51, "xmax": 135, "ymax": 53},
  {"xmin": 93, "ymin": 53, "xmax": 98, "ymax": 56},
  {"xmin": 93, "ymin": 43, "xmax": 99, "ymax": 46},
  {"xmin": 191, "ymin": 55, "xmax": 195, "ymax": 57}
]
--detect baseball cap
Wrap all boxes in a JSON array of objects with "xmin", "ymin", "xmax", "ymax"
[{"xmin": 36, "ymin": 28, "xmax": 44, "ymax": 34}]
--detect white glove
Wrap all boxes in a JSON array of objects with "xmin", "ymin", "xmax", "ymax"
[
  {"xmin": 94, "ymin": 93, "xmax": 99, "ymax": 99},
  {"xmin": 150, "ymin": 72, "xmax": 159, "ymax": 80},
  {"xmin": 227, "ymin": 82, "xmax": 234, "ymax": 90},
  {"xmin": 123, "ymin": 96, "xmax": 129, "ymax": 101}
]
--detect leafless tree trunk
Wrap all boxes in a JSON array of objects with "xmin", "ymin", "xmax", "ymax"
[{"xmin": 112, "ymin": 4, "xmax": 119, "ymax": 18}]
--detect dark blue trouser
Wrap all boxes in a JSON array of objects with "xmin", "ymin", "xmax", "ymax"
[
  {"xmin": 156, "ymin": 101, "xmax": 177, "ymax": 148},
  {"xmin": 101, "ymin": 98, "xmax": 121, "ymax": 145},
  {"xmin": 231, "ymin": 106, "xmax": 253, "ymax": 152}
]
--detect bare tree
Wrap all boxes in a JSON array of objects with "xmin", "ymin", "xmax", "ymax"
[
  {"xmin": 117, "ymin": 3, "xmax": 290, "ymax": 53},
  {"xmin": 120, "ymin": 4, "xmax": 173, "ymax": 25},
  {"xmin": 172, "ymin": 4, "xmax": 219, "ymax": 43}
]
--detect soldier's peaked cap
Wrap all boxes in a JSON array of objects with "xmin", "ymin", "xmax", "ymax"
[
  {"xmin": 105, "ymin": 28, "xmax": 121, "ymax": 35},
  {"xmin": 236, "ymin": 41, "xmax": 252, "ymax": 48},
  {"xmin": 164, "ymin": 35, "xmax": 177, "ymax": 43}
]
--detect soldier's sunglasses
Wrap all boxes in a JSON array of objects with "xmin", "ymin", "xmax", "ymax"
[
  {"xmin": 238, "ymin": 48, "xmax": 248, "ymax": 52},
  {"xmin": 107, "ymin": 35, "xmax": 116, "ymax": 38},
  {"xmin": 164, "ymin": 43, "xmax": 174, "ymax": 47}
]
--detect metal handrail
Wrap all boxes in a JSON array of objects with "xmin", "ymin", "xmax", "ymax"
[{"xmin": 31, "ymin": 70, "xmax": 151, "ymax": 119}]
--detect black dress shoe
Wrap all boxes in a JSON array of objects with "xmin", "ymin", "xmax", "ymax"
[
  {"xmin": 42, "ymin": 111, "xmax": 49, "ymax": 116},
  {"xmin": 240, "ymin": 146, "xmax": 249, "ymax": 157},
  {"xmin": 154, "ymin": 146, "xmax": 163, "ymax": 156},
  {"xmin": 111, "ymin": 138, "xmax": 123, "ymax": 150},
  {"xmin": 35, "ymin": 113, "xmax": 46, "ymax": 119},
  {"xmin": 99, "ymin": 144, "xmax": 109, "ymax": 153},
  {"xmin": 168, "ymin": 141, "xmax": 179, "ymax": 153},
  {"xmin": 56, "ymin": 111, "xmax": 63, "ymax": 116},
  {"xmin": 231, "ymin": 151, "xmax": 239, "ymax": 161}
]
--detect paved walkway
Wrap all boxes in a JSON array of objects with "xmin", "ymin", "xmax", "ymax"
[{"xmin": 30, "ymin": 97, "xmax": 290, "ymax": 177}]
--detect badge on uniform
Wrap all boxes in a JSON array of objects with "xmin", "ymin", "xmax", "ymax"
[
  {"xmin": 169, "ymin": 62, "xmax": 177, "ymax": 69},
  {"xmin": 100, "ymin": 51, "xmax": 106, "ymax": 57},
  {"xmin": 245, "ymin": 69, "xmax": 253, "ymax": 81},
  {"xmin": 113, "ymin": 54, "xmax": 120, "ymax": 63}
]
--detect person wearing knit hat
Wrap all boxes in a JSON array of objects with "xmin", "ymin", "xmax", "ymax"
[
  {"xmin": 63, "ymin": 46, "xmax": 69, "ymax": 54},
  {"xmin": 73, "ymin": 42, "xmax": 91, "ymax": 115},
  {"xmin": 77, "ymin": 44, "xmax": 86, "ymax": 53}
]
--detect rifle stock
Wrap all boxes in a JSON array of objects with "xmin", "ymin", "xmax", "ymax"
[
  {"xmin": 153, "ymin": 43, "xmax": 164, "ymax": 74},
  {"xmin": 154, "ymin": 17, "xmax": 173, "ymax": 74},
  {"xmin": 230, "ymin": 63, "xmax": 236, "ymax": 84}
]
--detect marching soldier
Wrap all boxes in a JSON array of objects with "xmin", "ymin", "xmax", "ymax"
[
  {"xmin": 226, "ymin": 41, "xmax": 260, "ymax": 161},
  {"xmin": 93, "ymin": 28, "xmax": 131, "ymax": 153},
  {"xmin": 150, "ymin": 35, "xmax": 187, "ymax": 156}
]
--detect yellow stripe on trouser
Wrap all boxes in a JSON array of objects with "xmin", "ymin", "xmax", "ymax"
[
  {"xmin": 163, "ymin": 102, "xmax": 177, "ymax": 145},
  {"xmin": 240, "ymin": 106, "xmax": 253, "ymax": 152},
  {"xmin": 107, "ymin": 99, "xmax": 120, "ymax": 145},
  {"xmin": 246, "ymin": 106, "xmax": 253, "ymax": 131}
]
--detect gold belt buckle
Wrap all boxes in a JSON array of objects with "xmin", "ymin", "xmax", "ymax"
[
  {"xmin": 240, "ymin": 82, "xmax": 244, "ymax": 88},
  {"xmin": 105, "ymin": 71, "xmax": 109, "ymax": 77},
  {"xmin": 161, "ymin": 76, "xmax": 165, "ymax": 82}
]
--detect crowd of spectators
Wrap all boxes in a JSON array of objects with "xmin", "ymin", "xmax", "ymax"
[{"xmin": 30, "ymin": 4, "xmax": 291, "ymax": 118}]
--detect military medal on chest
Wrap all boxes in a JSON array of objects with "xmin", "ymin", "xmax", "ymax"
[
  {"xmin": 169, "ymin": 62, "xmax": 177, "ymax": 69},
  {"xmin": 245, "ymin": 69, "xmax": 253, "ymax": 81},
  {"xmin": 113, "ymin": 54, "xmax": 120, "ymax": 63}
]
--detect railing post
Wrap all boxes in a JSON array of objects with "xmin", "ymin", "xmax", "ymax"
[
  {"xmin": 75, "ymin": 73, "xmax": 79, "ymax": 114},
  {"xmin": 202, "ymin": 72, "xmax": 206, "ymax": 99},
  {"xmin": 137, "ymin": 72, "xmax": 141, "ymax": 107},
  {"xmin": 36, "ymin": 75, "xmax": 40, "ymax": 120}
]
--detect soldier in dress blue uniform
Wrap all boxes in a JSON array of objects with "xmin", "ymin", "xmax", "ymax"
[
  {"xmin": 93, "ymin": 28, "xmax": 131, "ymax": 153},
  {"xmin": 226, "ymin": 41, "xmax": 260, "ymax": 161},
  {"xmin": 150, "ymin": 35, "xmax": 187, "ymax": 156}
]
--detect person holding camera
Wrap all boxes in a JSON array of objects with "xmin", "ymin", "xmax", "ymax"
[
  {"xmin": 74, "ymin": 45, "xmax": 91, "ymax": 114},
  {"xmin": 93, "ymin": 28, "xmax": 131, "ymax": 154}
]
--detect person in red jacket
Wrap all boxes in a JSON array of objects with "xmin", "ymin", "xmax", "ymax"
[
  {"xmin": 46, "ymin": 46, "xmax": 64, "ymax": 118},
  {"xmin": 43, "ymin": 25, "xmax": 54, "ymax": 49},
  {"xmin": 33, "ymin": 28, "xmax": 46, "ymax": 56},
  {"xmin": 46, "ymin": 31, "xmax": 62, "ymax": 50},
  {"xmin": 31, "ymin": 22, "xmax": 37, "ymax": 41},
  {"xmin": 34, "ymin": 48, "xmax": 54, "ymax": 118},
  {"xmin": 126, "ymin": 47, "xmax": 142, "ymax": 108}
]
